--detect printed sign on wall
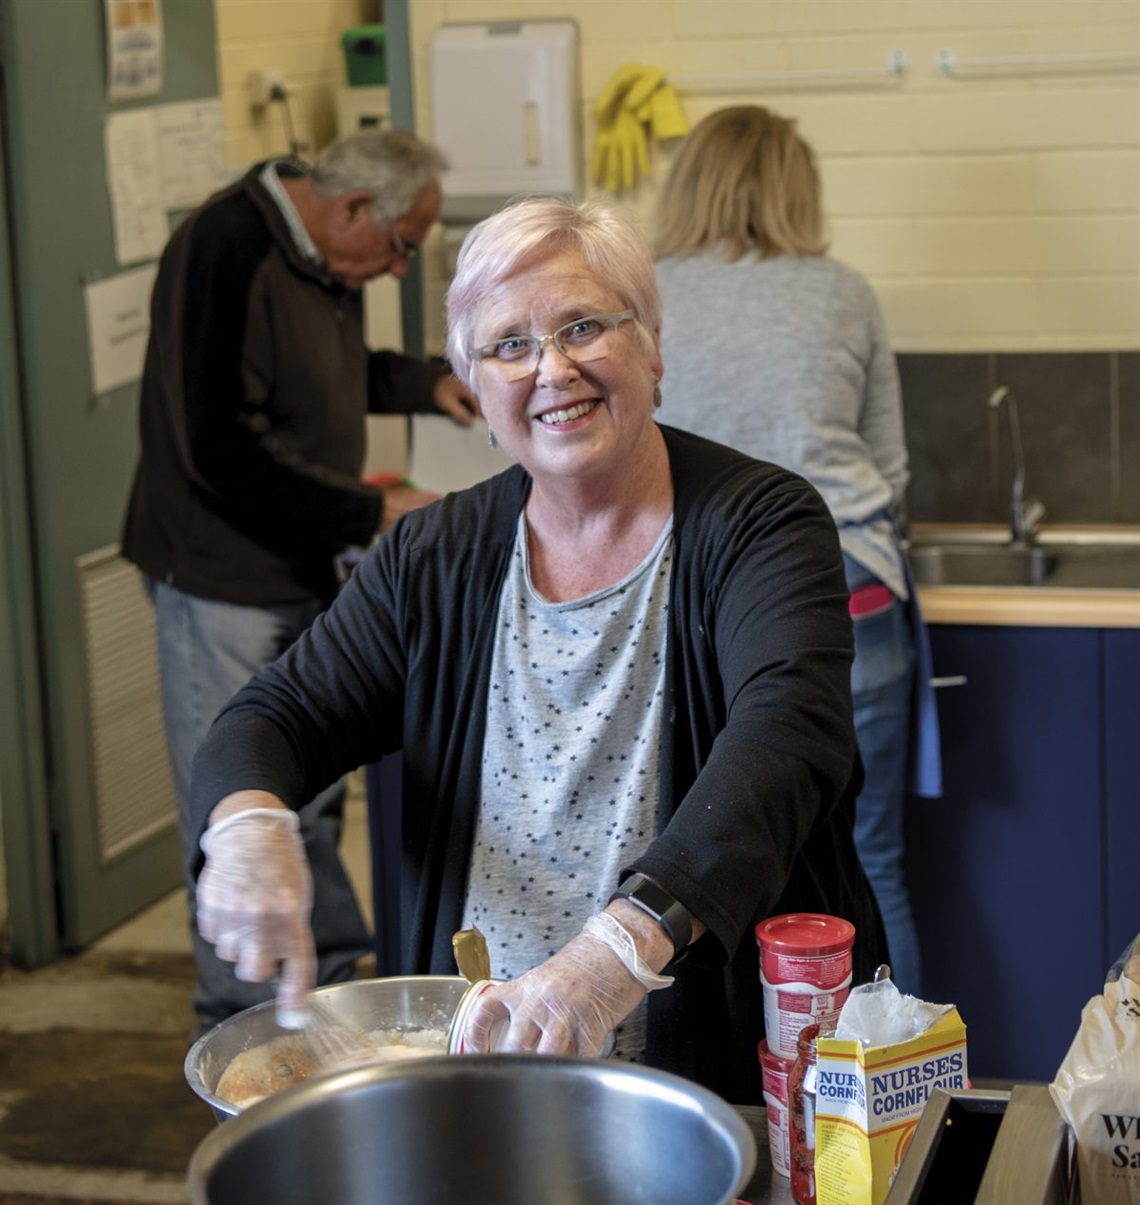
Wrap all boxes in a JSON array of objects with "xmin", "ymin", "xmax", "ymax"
[{"xmin": 105, "ymin": 0, "xmax": 163, "ymax": 101}]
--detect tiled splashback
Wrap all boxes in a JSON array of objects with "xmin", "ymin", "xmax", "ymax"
[{"xmin": 898, "ymin": 352, "xmax": 1139, "ymax": 527}]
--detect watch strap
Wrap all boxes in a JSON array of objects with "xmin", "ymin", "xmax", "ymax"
[{"xmin": 608, "ymin": 874, "xmax": 693, "ymax": 959}]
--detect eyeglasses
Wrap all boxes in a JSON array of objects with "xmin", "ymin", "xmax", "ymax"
[
  {"xmin": 387, "ymin": 226, "xmax": 419, "ymax": 261},
  {"xmin": 471, "ymin": 311, "xmax": 636, "ymax": 382}
]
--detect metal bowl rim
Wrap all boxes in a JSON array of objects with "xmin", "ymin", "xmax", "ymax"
[
  {"xmin": 184, "ymin": 975, "xmax": 470, "ymax": 1116},
  {"xmin": 187, "ymin": 1054, "xmax": 757, "ymax": 1205}
]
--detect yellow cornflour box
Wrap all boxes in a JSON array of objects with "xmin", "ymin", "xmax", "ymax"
[{"xmin": 815, "ymin": 1009, "xmax": 968, "ymax": 1205}]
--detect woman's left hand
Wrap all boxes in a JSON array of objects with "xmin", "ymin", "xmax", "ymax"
[{"xmin": 457, "ymin": 932, "xmax": 647, "ymax": 1056}]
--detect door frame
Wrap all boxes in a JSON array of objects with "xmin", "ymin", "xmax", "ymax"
[{"xmin": 0, "ymin": 74, "xmax": 60, "ymax": 967}]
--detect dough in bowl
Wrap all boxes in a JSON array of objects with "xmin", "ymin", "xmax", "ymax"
[
  {"xmin": 215, "ymin": 1035, "xmax": 319, "ymax": 1108},
  {"xmin": 214, "ymin": 1027, "xmax": 449, "ymax": 1109}
]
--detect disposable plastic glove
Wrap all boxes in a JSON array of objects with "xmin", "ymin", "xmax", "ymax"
[
  {"xmin": 455, "ymin": 926, "xmax": 651, "ymax": 1057},
  {"xmin": 197, "ymin": 807, "xmax": 316, "ymax": 1024}
]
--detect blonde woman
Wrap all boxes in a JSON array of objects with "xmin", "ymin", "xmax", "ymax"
[{"xmin": 655, "ymin": 106, "xmax": 940, "ymax": 996}]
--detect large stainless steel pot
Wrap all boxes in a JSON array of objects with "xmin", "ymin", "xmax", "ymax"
[
  {"xmin": 185, "ymin": 975, "xmax": 469, "ymax": 1121},
  {"xmin": 187, "ymin": 1055, "xmax": 756, "ymax": 1205}
]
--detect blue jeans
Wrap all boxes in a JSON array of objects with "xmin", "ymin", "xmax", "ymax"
[
  {"xmin": 845, "ymin": 556, "xmax": 922, "ymax": 996},
  {"xmin": 148, "ymin": 578, "xmax": 371, "ymax": 1036}
]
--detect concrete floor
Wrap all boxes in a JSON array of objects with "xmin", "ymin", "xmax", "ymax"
[{"xmin": 0, "ymin": 781, "xmax": 373, "ymax": 1203}]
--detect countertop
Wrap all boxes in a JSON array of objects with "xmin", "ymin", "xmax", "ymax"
[
  {"xmin": 732, "ymin": 1084, "xmax": 1060, "ymax": 1204},
  {"xmin": 734, "ymin": 1106, "xmax": 794, "ymax": 1205},
  {"xmin": 918, "ymin": 584, "xmax": 1139, "ymax": 628}
]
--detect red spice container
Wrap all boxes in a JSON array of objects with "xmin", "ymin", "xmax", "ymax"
[
  {"xmin": 788, "ymin": 1022, "xmax": 822, "ymax": 1205},
  {"xmin": 755, "ymin": 913, "xmax": 855, "ymax": 1059}
]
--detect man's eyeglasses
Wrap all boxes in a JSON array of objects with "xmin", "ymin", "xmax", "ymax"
[
  {"xmin": 387, "ymin": 227, "xmax": 418, "ymax": 262},
  {"xmin": 471, "ymin": 311, "xmax": 636, "ymax": 382}
]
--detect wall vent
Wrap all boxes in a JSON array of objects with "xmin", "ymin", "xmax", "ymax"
[{"xmin": 77, "ymin": 546, "xmax": 176, "ymax": 864}]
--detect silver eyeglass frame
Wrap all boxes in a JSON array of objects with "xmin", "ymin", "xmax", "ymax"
[
  {"xmin": 386, "ymin": 226, "xmax": 418, "ymax": 261},
  {"xmin": 470, "ymin": 310, "xmax": 636, "ymax": 379}
]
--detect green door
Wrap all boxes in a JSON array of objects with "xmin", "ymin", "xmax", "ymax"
[{"xmin": 0, "ymin": 0, "xmax": 219, "ymax": 960}]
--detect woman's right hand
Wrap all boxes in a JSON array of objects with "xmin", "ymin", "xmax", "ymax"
[{"xmin": 196, "ymin": 796, "xmax": 316, "ymax": 1025}]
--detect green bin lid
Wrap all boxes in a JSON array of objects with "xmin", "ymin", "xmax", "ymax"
[{"xmin": 342, "ymin": 24, "xmax": 385, "ymax": 49}]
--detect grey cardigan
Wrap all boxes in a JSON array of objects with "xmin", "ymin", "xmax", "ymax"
[{"xmin": 191, "ymin": 425, "xmax": 886, "ymax": 1102}]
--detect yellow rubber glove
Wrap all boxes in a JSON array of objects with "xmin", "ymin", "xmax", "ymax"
[
  {"xmin": 593, "ymin": 64, "xmax": 651, "ymax": 193},
  {"xmin": 593, "ymin": 62, "xmax": 647, "ymax": 126},
  {"xmin": 646, "ymin": 83, "xmax": 689, "ymax": 141},
  {"xmin": 612, "ymin": 108, "xmax": 648, "ymax": 192},
  {"xmin": 592, "ymin": 118, "xmax": 645, "ymax": 192},
  {"xmin": 598, "ymin": 121, "xmax": 632, "ymax": 194},
  {"xmin": 592, "ymin": 63, "xmax": 686, "ymax": 193},
  {"xmin": 624, "ymin": 66, "xmax": 666, "ymax": 118},
  {"xmin": 591, "ymin": 123, "xmax": 617, "ymax": 189}
]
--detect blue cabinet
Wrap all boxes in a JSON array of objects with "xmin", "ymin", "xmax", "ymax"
[
  {"xmin": 1104, "ymin": 630, "xmax": 1140, "ymax": 963},
  {"xmin": 905, "ymin": 625, "xmax": 1139, "ymax": 1083}
]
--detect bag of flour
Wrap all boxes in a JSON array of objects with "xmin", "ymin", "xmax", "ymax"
[{"xmin": 1050, "ymin": 934, "xmax": 1140, "ymax": 1204}]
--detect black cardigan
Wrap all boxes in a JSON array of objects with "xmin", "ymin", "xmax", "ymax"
[{"xmin": 190, "ymin": 425, "xmax": 886, "ymax": 1102}]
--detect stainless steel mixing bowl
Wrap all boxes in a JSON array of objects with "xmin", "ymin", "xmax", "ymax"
[
  {"xmin": 184, "ymin": 975, "xmax": 469, "ymax": 1121},
  {"xmin": 186, "ymin": 1055, "xmax": 756, "ymax": 1205}
]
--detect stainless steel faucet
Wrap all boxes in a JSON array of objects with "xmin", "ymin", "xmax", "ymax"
[{"xmin": 988, "ymin": 386, "xmax": 1045, "ymax": 546}]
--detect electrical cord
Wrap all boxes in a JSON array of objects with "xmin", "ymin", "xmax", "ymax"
[{"xmin": 269, "ymin": 84, "xmax": 303, "ymax": 157}]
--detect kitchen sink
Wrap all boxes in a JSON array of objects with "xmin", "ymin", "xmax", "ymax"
[
  {"xmin": 908, "ymin": 544, "xmax": 1056, "ymax": 587},
  {"xmin": 907, "ymin": 534, "xmax": 1140, "ymax": 590}
]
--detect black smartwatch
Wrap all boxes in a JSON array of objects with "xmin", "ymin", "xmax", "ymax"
[{"xmin": 608, "ymin": 874, "xmax": 693, "ymax": 961}]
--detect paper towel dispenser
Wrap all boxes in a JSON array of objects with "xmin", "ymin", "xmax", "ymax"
[{"xmin": 430, "ymin": 19, "xmax": 581, "ymax": 223}]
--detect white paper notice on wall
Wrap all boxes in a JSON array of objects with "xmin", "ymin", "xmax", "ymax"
[
  {"xmin": 431, "ymin": 20, "xmax": 580, "ymax": 220},
  {"xmin": 104, "ymin": 109, "xmax": 167, "ymax": 265},
  {"xmin": 104, "ymin": 100, "xmax": 229, "ymax": 265},
  {"xmin": 155, "ymin": 99, "xmax": 229, "ymax": 212},
  {"xmin": 84, "ymin": 263, "xmax": 158, "ymax": 397}
]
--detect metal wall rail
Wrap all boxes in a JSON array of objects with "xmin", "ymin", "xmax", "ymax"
[
  {"xmin": 669, "ymin": 50, "xmax": 909, "ymax": 92},
  {"xmin": 936, "ymin": 48, "xmax": 1140, "ymax": 77}
]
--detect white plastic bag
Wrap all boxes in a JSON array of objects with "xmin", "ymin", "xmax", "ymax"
[
  {"xmin": 833, "ymin": 974, "xmax": 953, "ymax": 1047},
  {"xmin": 1050, "ymin": 934, "xmax": 1140, "ymax": 1204}
]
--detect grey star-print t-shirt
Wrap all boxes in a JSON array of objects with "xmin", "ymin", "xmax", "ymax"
[{"xmin": 461, "ymin": 511, "xmax": 673, "ymax": 1061}]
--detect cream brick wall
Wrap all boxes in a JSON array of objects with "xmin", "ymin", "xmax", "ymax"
[
  {"xmin": 211, "ymin": 0, "xmax": 1140, "ymax": 352},
  {"xmin": 215, "ymin": 0, "xmax": 372, "ymax": 166},
  {"xmin": 407, "ymin": 0, "xmax": 1139, "ymax": 353}
]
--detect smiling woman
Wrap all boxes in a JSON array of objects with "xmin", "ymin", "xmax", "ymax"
[
  {"xmin": 443, "ymin": 200, "xmax": 668, "ymax": 533},
  {"xmin": 186, "ymin": 195, "xmax": 887, "ymax": 1107},
  {"xmin": 461, "ymin": 251, "xmax": 663, "ymax": 516}
]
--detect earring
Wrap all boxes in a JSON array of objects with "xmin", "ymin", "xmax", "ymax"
[
  {"xmin": 653, "ymin": 379, "xmax": 663, "ymax": 409},
  {"xmin": 488, "ymin": 426, "xmax": 498, "ymax": 449}
]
